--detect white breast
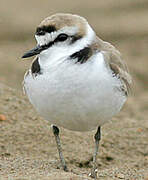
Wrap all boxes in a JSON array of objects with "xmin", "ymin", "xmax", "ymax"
[{"xmin": 24, "ymin": 52, "xmax": 126, "ymax": 131}]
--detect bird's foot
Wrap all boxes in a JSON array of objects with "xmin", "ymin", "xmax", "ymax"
[
  {"xmin": 63, "ymin": 164, "xmax": 68, "ymax": 172},
  {"xmin": 89, "ymin": 168, "xmax": 98, "ymax": 179}
]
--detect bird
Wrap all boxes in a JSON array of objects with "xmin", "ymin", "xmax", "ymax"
[{"xmin": 22, "ymin": 13, "xmax": 132, "ymax": 179}]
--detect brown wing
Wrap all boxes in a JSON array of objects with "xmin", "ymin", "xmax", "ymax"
[{"xmin": 94, "ymin": 37, "xmax": 132, "ymax": 96}]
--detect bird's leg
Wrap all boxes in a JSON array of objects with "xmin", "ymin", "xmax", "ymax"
[
  {"xmin": 90, "ymin": 126, "xmax": 101, "ymax": 179},
  {"xmin": 52, "ymin": 125, "xmax": 68, "ymax": 172}
]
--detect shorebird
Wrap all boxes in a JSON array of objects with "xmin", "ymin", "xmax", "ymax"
[{"xmin": 22, "ymin": 13, "xmax": 132, "ymax": 178}]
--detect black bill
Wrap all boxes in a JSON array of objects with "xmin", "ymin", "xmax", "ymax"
[{"xmin": 22, "ymin": 45, "xmax": 47, "ymax": 58}]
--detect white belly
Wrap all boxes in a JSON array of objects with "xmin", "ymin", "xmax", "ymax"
[{"xmin": 24, "ymin": 52, "xmax": 126, "ymax": 131}]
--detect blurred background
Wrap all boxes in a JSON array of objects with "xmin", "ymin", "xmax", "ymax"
[
  {"xmin": 0, "ymin": 0, "xmax": 148, "ymax": 178},
  {"xmin": 0, "ymin": 0, "xmax": 148, "ymax": 96}
]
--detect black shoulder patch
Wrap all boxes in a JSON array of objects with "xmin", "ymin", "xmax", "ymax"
[
  {"xmin": 70, "ymin": 47, "xmax": 92, "ymax": 64},
  {"xmin": 31, "ymin": 57, "xmax": 41, "ymax": 75}
]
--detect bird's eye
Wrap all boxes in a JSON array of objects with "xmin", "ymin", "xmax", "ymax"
[{"xmin": 56, "ymin": 33, "xmax": 68, "ymax": 42}]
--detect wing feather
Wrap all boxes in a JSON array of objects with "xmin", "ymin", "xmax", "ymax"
[{"xmin": 94, "ymin": 37, "xmax": 132, "ymax": 95}]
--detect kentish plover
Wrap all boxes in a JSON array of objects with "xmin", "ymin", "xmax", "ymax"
[{"xmin": 22, "ymin": 13, "xmax": 132, "ymax": 178}]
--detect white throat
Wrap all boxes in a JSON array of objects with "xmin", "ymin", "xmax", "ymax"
[{"xmin": 35, "ymin": 24, "xmax": 96, "ymax": 69}]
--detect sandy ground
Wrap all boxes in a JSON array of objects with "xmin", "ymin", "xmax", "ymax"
[{"xmin": 0, "ymin": 0, "xmax": 148, "ymax": 179}]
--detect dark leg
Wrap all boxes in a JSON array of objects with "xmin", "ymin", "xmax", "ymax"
[
  {"xmin": 52, "ymin": 125, "xmax": 68, "ymax": 172},
  {"xmin": 90, "ymin": 126, "xmax": 101, "ymax": 179}
]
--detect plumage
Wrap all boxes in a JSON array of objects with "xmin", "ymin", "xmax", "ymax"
[
  {"xmin": 23, "ymin": 13, "xmax": 132, "ymax": 131},
  {"xmin": 91, "ymin": 37, "xmax": 132, "ymax": 95}
]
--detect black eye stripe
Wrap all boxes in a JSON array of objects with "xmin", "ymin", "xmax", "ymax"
[
  {"xmin": 71, "ymin": 35, "xmax": 82, "ymax": 43},
  {"xmin": 55, "ymin": 34, "xmax": 82, "ymax": 43},
  {"xmin": 36, "ymin": 30, "xmax": 82, "ymax": 53}
]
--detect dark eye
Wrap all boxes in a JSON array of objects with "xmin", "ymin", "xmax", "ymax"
[{"xmin": 56, "ymin": 33, "xmax": 68, "ymax": 42}]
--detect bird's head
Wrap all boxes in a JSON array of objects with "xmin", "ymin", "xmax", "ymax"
[{"xmin": 22, "ymin": 13, "xmax": 95, "ymax": 59}]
